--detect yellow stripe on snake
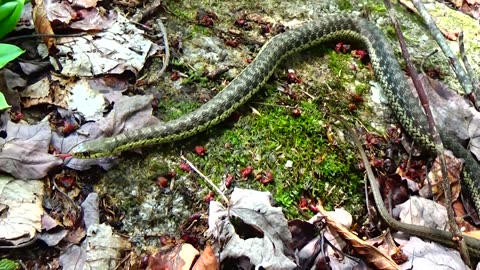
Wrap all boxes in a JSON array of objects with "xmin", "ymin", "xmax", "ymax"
[{"xmin": 70, "ymin": 15, "xmax": 480, "ymax": 257}]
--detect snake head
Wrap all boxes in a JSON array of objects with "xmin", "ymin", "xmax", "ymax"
[{"xmin": 70, "ymin": 139, "xmax": 111, "ymax": 159}]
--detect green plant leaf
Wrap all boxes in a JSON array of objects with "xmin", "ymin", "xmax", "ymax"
[
  {"xmin": 0, "ymin": 92, "xmax": 10, "ymax": 110},
  {"xmin": 0, "ymin": 258, "xmax": 18, "ymax": 270},
  {"xmin": 0, "ymin": 0, "xmax": 25, "ymax": 39},
  {"xmin": 0, "ymin": 43, "xmax": 24, "ymax": 68}
]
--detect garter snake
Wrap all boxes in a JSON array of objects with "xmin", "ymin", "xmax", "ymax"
[{"xmin": 70, "ymin": 15, "xmax": 480, "ymax": 256}]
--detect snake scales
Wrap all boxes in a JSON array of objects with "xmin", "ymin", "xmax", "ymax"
[{"xmin": 70, "ymin": 15, "xmax": 480, "ymax": 256}]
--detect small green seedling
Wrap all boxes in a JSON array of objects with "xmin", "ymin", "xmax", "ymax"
[{"xmin": 0, "ymin": 92, "xmax": 10, "ymax": 110}]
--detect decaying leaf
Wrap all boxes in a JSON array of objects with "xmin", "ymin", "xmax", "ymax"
[
  {"xmin": 418, "ymin": 150, "xmax": 463, "ymax": 205},
  {"xmin": 32, "ymin": 0, "xmax": 56, "ymax": 51},
  {"xmin": 0, "ymin": 175, "xmax": 44, "ymax": 247},
  {"xmin": 0, "ymin": 121, "xmax": 62, "ymax": 179},
  {"xmin": 20, "ymin": 75, "xmax": 107, "ymax": 122},
  {"xmin": 400, "ymin": 237, "xmax": 466, "ymax": 269},
  {"xmin": 394, "ymin": 197, "xmax": 448, "ymax": 230},
  {"xmin": 81, "ymin": 193, "xmax": 100, "ymax": 230},
  {"xmin": 364, "ymin": 232, "xmax": 405, "ymax": 264},
  {"xmin": 148, "ymin": 243, "xmax": 200, "ymax": 270},
  {"xmin": 207, "ymin": 188, "xmax": 296, "ymax": 270},
  {"xmin": 409, "ymin": 75, "xmax": 480, "ymax": 161},
  {"xmin": 291, "ymin": 217, "xmax": 365, "ymax": 269},
  {"xmin": 192, "ymin": 244, "xmax": 218, "ymax": 270},
  {"xmin": 51, "ymin": 14, "xmax": 159, "ymax": 77},
  {"xmin": 98, "ymin": 95, "xmax": 161, "ymax": 136},
  {"xmin": 315, "ymin": 203, "xmax": 400, "ymax": 270},
  {"xmin": 59, "ymin": 223, "xmax": 131, "ymax": 270}
]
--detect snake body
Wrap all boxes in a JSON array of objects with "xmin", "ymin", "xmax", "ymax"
[{"xmin": 71, "ymin": 15, "xmax": 480, "ymax": 256}]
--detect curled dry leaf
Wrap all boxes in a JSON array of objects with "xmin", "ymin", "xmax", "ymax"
[
  {"xmin": 32, "ymin": 0, "xmax": 55, "ymax": 51},
  {"xmin": 418, "ymin": 150, "xmax": 462, "ymax": 205},
  {"xmin": 0, "ymin": 175, "xmax": 44, "ymax": 247},
  {"xmin": 59, "ymin": 224, "xmax": 131, "ymax": 270},
  {"xmin": 147, "ymin": 243, "xmax": 199, "ymax": 270},
  {"xmin": 192, "ymin": 244, "xmax": 218, "ymax": 270},
  {"xmin": 315, "ymin": 203, "xmax": 400, "ymax": 270},
  {"xmin": 207, "ymin": 188, "xmax": 296, "ymax": 269}
]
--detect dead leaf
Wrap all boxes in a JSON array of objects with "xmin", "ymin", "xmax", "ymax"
[
  {"xmin": 378, "ymin": 174, "xmax": 410, "ymax": 207},
  {"xmin": 71, "ymin": 0, "xmax": 97, "ymax": 9},
  {"xmin": 207, "ymin": 188, "xmax": 296, "ymax": 269},
  {"xmin": 0, "ymin": 175, "xmax": 44, "ymax": 247},
  {"xmin": 98, "ymin": 95, "xmax": 161, "ymax": 136},
  {"xmin": 395, "ymin": 197, "xmax": 448, "ymax": 230},
  {"xmin": 81, "ymin": 193, "xmax": 99, "ymax": 230},
  {"xmin": 0, "ymin": 69, "xmax": 23, "ymax": 111},
  {"xmin": 291, "ymin": 217, "xmax": 365, "ymax": 269},
  {"xmin": 400, "ymin": 237, "xmax": 466, "ymax": 268},
  {"xmin": 439, "ymin": 28, "xmax": 459, "ymax": 41},
  {"xmin": 418, "ymin": 150, "xmax": 462, "ymax": 205},
  {"xmin": 32, "ymin": 0, "xmax": 56, "ymax": 51},
  {"xmin": 63, "ymin": 226, "xmax": 86, "ymax": 245},
  {"xmin": 38, "ymin": 228, "xmax": 68, "ymax": 246},
  {"xmin": 59, "ymin": 223, "xmax": 131, "ymax": 269},
  {"xmin": 51, "ymin": 13, "xmax": 158, "ymax": 77},
  {"xmin": 192, "ymin": 244, "xmax": 218, "ymax": 270},
  {"xmin": 0, "ymin": 121, "xmax": 62, "ymax": 179},
  {"xmin": 464, "ymin": 230, "xmax": 480, "ymax": 239},
  {"xmin": 364, "ymin": 232, "xmax": 406, "ymax": 263},
  {"xmin": 315, "ymin": 203, "xmax": 400, "ymax": 270},
  {"xmin": 148, "ymin": 244, "xmax": 200, "ymax": 270},
  {"xmin": 59, "ymin": 245, "xmax": 86, "ymax": 270}
]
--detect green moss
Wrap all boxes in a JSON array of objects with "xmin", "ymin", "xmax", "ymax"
[
  {"xmin": 168, "ymin": 3, "xmax": 195, "ymax": 21},
  {"xmin": 183, "ymin": 69, "xmax": 210, "ymax": 87},
  {"xmin": 336, "ymin": 0, "xmax": 353, "ymax": 11},
  {"xmin": 158, "ymin": 99, "xmax": 202, "ymax": 121},
  {"xmin": 181, "ymin": 81, "xmax": 365, "ymax": 218},
  {"xmin": 363, "ymin": 0, "xmax": 387, "ymax": 14}
]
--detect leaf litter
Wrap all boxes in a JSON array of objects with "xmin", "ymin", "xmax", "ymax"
[
  {"xmin": 0, "ymin": 0, "xmax": 166, "ymax": 262},
  {"xmin": 207, "ymin": 188, "xmax": 296, "ymax": 270},
  {"xmin": 0, "ymin": 175, "xmax": 43, "ymax": 247},
  {"xmin": 0, "ymin": 121, "xmax": 62, "ymax": 179}
]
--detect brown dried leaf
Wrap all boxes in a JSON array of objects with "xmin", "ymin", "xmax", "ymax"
[
  {"xmin": 148, "ymin": 244, "xmax": 200, "ymax": 270},
  {"xmin": 192, "ymin": 244, "xmax": 218, "ymax": 270},
  {"xmin": 316, "ymin": 203, "xmax": 400, "ymax": 270},
  {"xmin": 0, "ymin": 176, "xmax": 44, "ymax": 247},
  {"xmin": 364, "ymin": 232, "xmax": 401, "ymax": 259},
  {"xmin": 464, "ymin": 230, "xmax": 480, "ymax": 239},
  {"xmin": 419, "ymin": 151, "xmax": 462, "ymax": 205},
  {"xmin": 439, "ymin": 28, "xmax": 459, "ymax": 41},
  {"xmin": 32, "ymin": 0, "xmax": 56, "ymax": 51}
]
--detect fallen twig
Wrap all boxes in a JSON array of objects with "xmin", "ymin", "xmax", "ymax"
[
  {"xmin": 156, "ymin": 18, "xmax": 170, "ymax": 78},
  {"xmin": 180, "ymin": 155, "xmax": 229, "ymax": 205}
]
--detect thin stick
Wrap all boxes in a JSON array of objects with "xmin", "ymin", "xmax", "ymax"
[
  {"xmin": 156, "ymin": 18, "xmax": 170, "ymax": 77},
  {"xmin": 180, "ymin": 155, "xmax": 229, "ymax": 205}
]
